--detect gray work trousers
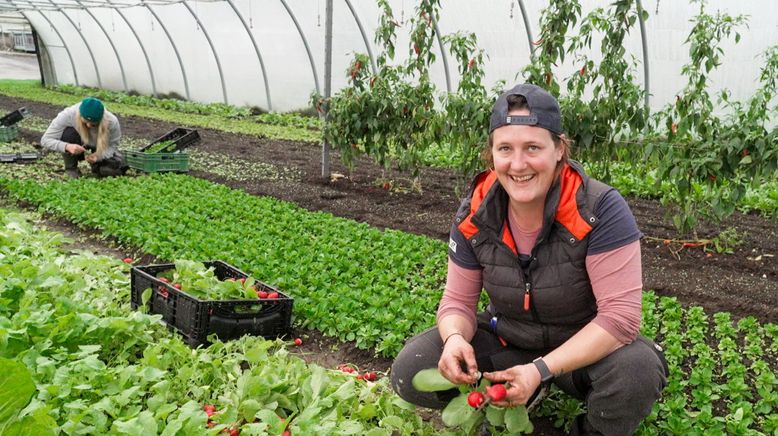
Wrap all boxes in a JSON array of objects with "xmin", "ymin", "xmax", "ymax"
[
  {"xmin": 390, "ymin": 323, "xmax": 668, "ymax": 436},
  {"xmin": 60, "ymin": 126, "xmax": 126, "ymax": 177}
]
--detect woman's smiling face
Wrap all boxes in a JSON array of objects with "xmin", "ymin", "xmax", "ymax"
[{"xmin": 491, "ymin": 108, "xmax": 563, "ymax": 210}]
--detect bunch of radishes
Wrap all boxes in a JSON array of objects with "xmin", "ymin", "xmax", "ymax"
[{"xmin": 466, "ymin": 383, "xmax": 507, "ymax": 408}]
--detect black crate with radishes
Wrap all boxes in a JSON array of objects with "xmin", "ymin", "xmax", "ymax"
[{"xmin": 130, "ymin": 260, "xmax": 293, "ymax": 347}]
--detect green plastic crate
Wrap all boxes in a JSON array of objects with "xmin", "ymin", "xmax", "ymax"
[
  {"xmin": 0, "ymin": 125, "xmax": 18, "ymax": 143},
  {"xmin": 126, "ymin": 150, "xmax": 189, "ymax": 173}
]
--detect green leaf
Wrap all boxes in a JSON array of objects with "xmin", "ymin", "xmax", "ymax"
[
  {"xmin": 0, "ymin": 357, "xmax": 36, "ymax": 433},
  {"xmin": 485, "ymin": 405, "xmax": 506, "ymax": 426},
  {"xmin": 3, "ymin": 407, "xmax": 57, "ymax": 436},
  {"xmin": 411, "ymin": 368, "xmax": 457, "ymax": 392},
  {"xmin": 239, "ymin": 399, "xmax": 262, "ymax": 422},
  {"xmin": 504, "ymin": 406, "xmax": 531, "ymax": 433},
  {"xmin": 441, "ymin": 393, "xmax": 475, "ymax": 427}
]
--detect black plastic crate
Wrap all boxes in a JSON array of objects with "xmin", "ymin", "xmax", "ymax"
[
  {"xmin": 130, "ymin": 260, "xmax": 293, "ymax": 347},
  {"xmin": 0, "ymin": 107, "xmax": 31, "ymax": 127},
  {"xmin": 140, "ymin": 128, "xmax": 200, "ymax": 153},
  {"xmin": 17, "ymin": 152, "xmax": 40, "ymax": 162},
  {"xmin": 0, "ymin": 152, "xmax": 41, "ymax": 164}
]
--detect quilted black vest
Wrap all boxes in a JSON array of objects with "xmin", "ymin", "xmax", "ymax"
[{"xmin": 455, "ymin": 161, "xmax": 611, "ymax": 350}]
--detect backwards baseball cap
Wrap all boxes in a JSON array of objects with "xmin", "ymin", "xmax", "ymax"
[
  {"xmin": 79, "ymin": 97, "xmax": 105, "ymax": 124},
  {"xmin": 489, "ymin": 83, "xmax": 562, "ymax": 135}
]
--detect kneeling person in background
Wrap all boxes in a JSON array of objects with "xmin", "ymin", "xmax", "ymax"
[{"xmin": 41, "ymin": 97, "xmax": 126, "ymax": 178}]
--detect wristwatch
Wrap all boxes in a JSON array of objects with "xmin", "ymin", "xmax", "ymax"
[{"xmin": 532, "ymin": 357, "xmax": 554, "ymax": 384}]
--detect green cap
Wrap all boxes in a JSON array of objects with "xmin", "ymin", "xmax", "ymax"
[{"xmin": 79, "ymin": 97, "xmax": 104, "ymax": 124}]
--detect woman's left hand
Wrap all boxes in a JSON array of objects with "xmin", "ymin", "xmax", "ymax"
[
  {"xmin": 483, "ymin": 363, "xmax": 541, "ymax": 407},
  {"xmin": 86, "ymin": 154, "xmax": 97, "ymax": 164}
]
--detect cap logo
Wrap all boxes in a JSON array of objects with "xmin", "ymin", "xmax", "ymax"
[{"xmin": 506, "ymin": 115, "xmax": 538, "ymax": 126}]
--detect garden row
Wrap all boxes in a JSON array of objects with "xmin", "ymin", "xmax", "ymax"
[
  {"xmin": 1, "ymin": 169, "xmax": 776, "ymax": 433},
  {"xmin": 0, "ymin": 208, "xmax": 442, "ymax": 435},
  {"xmin": 0, "ymin": 80, "xmax": 319, "ymax": 143}
]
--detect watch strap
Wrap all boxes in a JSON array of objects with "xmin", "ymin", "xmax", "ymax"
[{"xmin": 532, "ymin": 357, "xmax": 554, "ymax": 384}]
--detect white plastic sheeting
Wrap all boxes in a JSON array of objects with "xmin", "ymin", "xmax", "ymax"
[{"xmin": 7, "ymin": 0, "xmax": 778, "ymax": 112}]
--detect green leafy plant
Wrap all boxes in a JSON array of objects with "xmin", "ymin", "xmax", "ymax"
[{"xmin": 412, "ymin": 368, "xmax": 533, "ymax": 434}]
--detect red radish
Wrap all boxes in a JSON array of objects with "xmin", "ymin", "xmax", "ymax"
[
  {"xmin": 282, "ymin": 431, "xmax": 291, "ymax": 436},
  {"xmin": 203, "ymin": 404, "xmax": 216, "ymax": 416},
  {"xmin": 207, "ymin": 420, "xmax": 216, "ymax": 428},
  {"xmin": 173, "ymin": 283, "xmax": 182, "ymax": 290},
  {"xmin": 485, "ymin": 384, "xmax": 507, "ymax": 402},
  {"xmin": 356, "ymin": 374, "xmax": 364, "ymax": 380},
  {"xmin": 267, "ymin": 292, "xmax": 279, "ymax": 299},
  {"xmin": 467, "ymin": 391, "xmax": 485, "ymax": 408},
  {"xmin": 257, "ymin": 290, "xmax": 269, "ymax": 299},
  {"xmin": 364, "ymin": 371, "xmax": 377, "ymax": 381},
  {"xmin": 159, "ymin": 277, "xmax": 169, "ymax": 283},
  {"xmin": 293, "ymin": 338, "xmax": 303, "ymax": 346},
  {"xmin": 122, "ymin": 257, "xmax": 133, "ymax": 264},
  {"xmin": 340, "ymin": 365, "xmax": 355, "ymax": 373}
]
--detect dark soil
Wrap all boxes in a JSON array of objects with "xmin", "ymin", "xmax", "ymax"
[{"xmin": 2, "ymin": 94, "xmax": 776, "ymax": 435}]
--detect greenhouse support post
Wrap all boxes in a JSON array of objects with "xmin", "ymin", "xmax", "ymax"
[
  {"xmin": 225, "ymin": 0, "xmax": 272, "ymax": 110},
  {"xmin": 16, "ymin": 0, "xmax": 79, "ymax": 85},
  {"xmin": 517, "ymin": 0, "xmax": 535, "ymax": 60},
  {"xmin": 32, "ymin": 28, "xmax": 47, "ymax": 85},
  {"xmin": 344, "ymin": 0, "xmax": 377, "ymax": 75},
  {"xmin": 74, "ymin": 0, "xmax": 128, "ymax": 92},
  {"xmin": 321, "ymin": 0, "xmax": 333, "ymax": 179},
  {"xmin": 280, "ymin": 0, "xmax": 320, "ymax": 95},
  {"xmin": 141, "ymin": 0, "xmax": 186, "ymax": 99},
  {"xmin": 181, "ymin": 0, "xmax": 228, "ymax": 104},
  {"xmin": 110, "ymin": 0, "xmax": 157, "ymax": 97},
  {"xmin": 636, "ymin": 0, "xmax": 650, "ymax": 112},
  {"xmin": 47, "ymin": 0, "xmax": 103, "ymax": 88}
]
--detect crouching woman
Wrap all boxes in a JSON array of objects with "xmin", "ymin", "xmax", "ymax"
[{"xmin": 41, "ymin": 97, "xmax": 126, "ymax": 178}]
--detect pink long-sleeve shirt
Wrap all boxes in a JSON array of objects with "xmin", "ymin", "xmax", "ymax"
[{"xmin": 437, "ymin": 222, "xmax": 643, "ymax": 345}]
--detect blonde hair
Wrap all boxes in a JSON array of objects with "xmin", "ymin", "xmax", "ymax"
[{"xmin": 75, "ymin": 112, "xmax": 109, "ymax": 156}]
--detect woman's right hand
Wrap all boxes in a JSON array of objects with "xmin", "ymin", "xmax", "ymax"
[
  {"xmin": 438, "ymin": 334, "xmax": 479, "ymax": 385},
  {"xmin": 65, "ymin": 143, "xmax": 86, "ymax": 155}
]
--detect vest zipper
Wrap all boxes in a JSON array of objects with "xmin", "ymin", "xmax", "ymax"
[
  {"xmin": 523, "ymin": 260, "xmax": 544, "ymax": 327},
  {"xmin": 523, "ymin": 282, "xmax": 531, "ymax": 311}
]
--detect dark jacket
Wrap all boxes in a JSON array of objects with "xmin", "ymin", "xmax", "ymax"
[{"xmin": 455, "ymin": 161, "xmax": 611, "ymax": 350}]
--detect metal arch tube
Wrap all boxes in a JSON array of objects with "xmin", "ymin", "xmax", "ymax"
[
  {"xmin": 517, "ymin": 0, "xmax": 535, "ymax": 60},
  {"xmin": 431, "ymin": 15, "xmax": 451, "ymax": 93},
  {"xmin": 636, "ymin": 0, "xmax": 650, "ymax": 111},
  {"xmin": 15, "ymin": 0, "xmax": 79, "ymax": 85},
  {"xmin": 73, "ymin": 0, "xmax": 128, "ymax": 92},
  {"xmin": 344, "ymin": 0, "xmax": 377, "ymax": 75},
  {"xmin": 180, "ymin": 0, "xmax": 228, "ymax": 104},
  {"xmin": 46, "ymin": 0, "xmax": 102, "ymax": 87},
  {"xmin": 141, "ymin": 1, "xmax": 189, "ymax": 99},
  {"xmin": 279, "ymin": 0, "xmax": 320, "ymax": 94},
  {"xmin": 106, "ymin": 0, "xmax": 157, "ymax": 96},
  {"xmin": 225, "ymin": 0, "xmax": 272, "ymax": 110}
]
